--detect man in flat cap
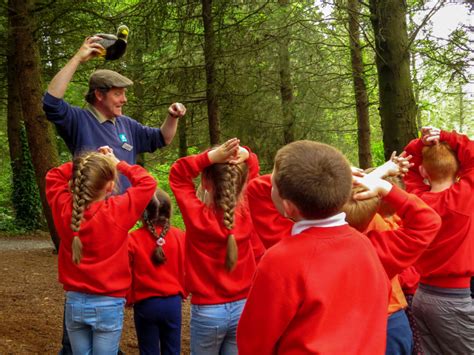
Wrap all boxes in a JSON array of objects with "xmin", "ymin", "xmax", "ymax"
[
  {"xmin": 43, "ymin": 36, "xmax": 186, "ymax": 191},
  {"xmin": 42, "ymin": 36, "xmax": 185, "ymax": 355}
]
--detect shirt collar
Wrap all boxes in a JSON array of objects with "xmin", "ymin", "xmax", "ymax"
[
  {"xmin": 87, "ymin": 104, "xmax": 116, "ymax": 125},
  {"xmin": 291, "ymin": 212, "xmax": 348, "ymax": 236}
]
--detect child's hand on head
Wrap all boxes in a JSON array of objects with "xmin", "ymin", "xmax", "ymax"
[
  {"xmin": 229, "ymin": 146, "xmax": 250, "ymax": 165},
  {"xmin": 391, "ymin": 151, "xmax": 413, "ymax": 176},
  {"xmin": 368, "ymin": 151, "xmax": 413, "ymax": 179},
  {"xmin": 351, "ymin": 166, "xmax": 365, "ymax": 178},
  {"xmin": 208, "ymin": 138, "xmax": 240, "ymax": 164},
  {"xmin": 353, "ymin": 175, "xmax": 393, "ymax": 200},
  {"xmin": 97, "ymin": 145, "xmax": 120, "ymax": 165},
  {"xmin": 421, "ymin": 126, "xmax": 440, "ymax": 146}
]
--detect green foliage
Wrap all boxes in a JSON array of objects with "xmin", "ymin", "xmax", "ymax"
[
  {"xmin": 371, "ymin": 140, "xmax": 386, "ymax": 167},
  {"xmin": 11, "ymin": 126, "xmax": 44, "ymax": 231}
]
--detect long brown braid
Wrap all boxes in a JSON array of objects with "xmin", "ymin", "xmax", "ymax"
[
  {"xmin": 70, "ymin": 152, "xmax": 117, "ymax": 265},
  {"xmin": 203, "ymin": 162, "xmax": 248, "ymax": 272},
  {"xmin": 143, "ymin": 188, "xmax": 172, "ymax": 265}
]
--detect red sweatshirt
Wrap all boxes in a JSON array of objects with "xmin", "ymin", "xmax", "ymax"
[
  {"xmin": 237, "ymin": 225, "xmax": 390, "ymax": 355},
  {"xmin": 364, "ymin": 186, "xmax": 441, "ymax": 280},
  {"xmin": 45, "ymin": 161, "xmax": 156, "ymax": 297},
  {"xmin": 169, "ymin": 149, "xmax": 259, "ymax": 304},
  {"xmin": 246, "ymin": 174, "xmax": 294, "ymax": 249},
  {"xmin": 404, "ymin": 130, "xmax": 474, "ymax": 288},
  {"xmin": 128, "ymin": 226, "xmax": 186, "ymax": 304}
]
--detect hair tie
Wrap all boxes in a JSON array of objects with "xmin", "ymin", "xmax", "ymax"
[{"xmin": 156, "ymin": 237, "xmax": 166, "ymax": 247}]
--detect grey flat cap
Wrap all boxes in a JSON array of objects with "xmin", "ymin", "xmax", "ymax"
[{"xmin": 89, "ymin": 69, "xmax": 133, "ymax": 89}]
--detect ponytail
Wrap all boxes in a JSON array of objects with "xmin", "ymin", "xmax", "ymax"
[
  {"xmin": 70, "ymin": 152, "xmax": 117, "ymax": 265},
  {"xmin": 71, "ymin": 236, "xmax": 83, "ymax": 265},
  {"xmin": 202, "ymin": 160, "xmax": 248, "ymax": 272},
  {"xmin": 222, "ymin": 164, "xmax": 239, "ymax": 271},
  {"xmin": 145, "ymin": 216, "xmax": 169, "ymax": 265},
  {"xmin": 225, "ymin": 233, "xmax": 238, "ymax": 271},
  {"xmin": 143, "ymin": 189, "xmax": 172, "ymax": 265}
]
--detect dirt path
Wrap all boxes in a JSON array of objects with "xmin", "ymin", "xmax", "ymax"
[{"xmin": 0, "ymin": 233, "xmax": 190, "ymax": 354}]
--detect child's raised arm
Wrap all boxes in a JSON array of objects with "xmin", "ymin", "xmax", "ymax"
[
  {"xmin": 403, "ymin": 130, "xmax": 432, "ymax": 194},
  {"xmin": 355, "ymin": 164, "xmax": 441, "ymax": 279}
]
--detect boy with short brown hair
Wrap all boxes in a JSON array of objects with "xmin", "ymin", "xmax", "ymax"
[{"xmin": 237, "ymin": 140, "xmax": 391, "ymax": 354}]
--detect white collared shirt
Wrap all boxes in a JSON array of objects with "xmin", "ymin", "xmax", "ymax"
[{"xmin": 291, "ymin": 212, "xmax": 348, "ymax": 236}]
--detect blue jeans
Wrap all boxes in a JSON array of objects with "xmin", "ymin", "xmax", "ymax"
[
  {"xmin": 65, "ymin": 291, "xmax": 126, "ymax": 355},
  {"xmin": 190, "ymin": 299, "xmax": 245, "ymax": 355},
  {"xmin": 134, "ymin": 295, "xmax": 182, "ymax": 355},
  {"xmin": 386, "ymin": 309, "xmax": 413, "ymax": 355}
]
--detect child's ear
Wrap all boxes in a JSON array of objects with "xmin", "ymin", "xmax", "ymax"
[
  {"xmin": 106, "ymin": 180, "xmax": 115, "ymax": 194},
  {"xmin": 282, "ymin": 199, "xmax": 302, "ymax": 221},
  {"xmin": 419, "ymin": 165, "xmax": 429, "ymax": 180}
]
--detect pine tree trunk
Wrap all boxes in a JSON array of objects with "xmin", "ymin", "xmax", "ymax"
[
  {"xmin": 9, "ymin": 0, "xmax": 60, "ymax": 249},
  {"xmin": 348, "ymin": 0, "xmax": 372, "ymax": 169},
  {"xmin": 202, "ymin": 0, "xmax": 220, "ymax": 145},
  {"xmin": 278, "ymin": 0, "xmax": 296, "ymax": 145},
  {"xmin": 130, "ymin": 44, "xmax": 146, "ymax": 166},
  {"xmin": 369, "ymin": 0, "xmax": 418, "ymax": 159}
]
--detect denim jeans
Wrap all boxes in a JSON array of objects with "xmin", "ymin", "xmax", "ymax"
[
  {"xmin": 190, "ymin": 299, "xmax": 245, "ymax": 355},
  {"xmin": 134, "ymin": 295, "xmax": 182, "ymax": 355},
  {"xmin": 65, "ymin": 291, "xmax": 126, "ymax": 355},
  {"xmin": 386, "ymin": 309, "xmax": 413, "ymax": 355}
]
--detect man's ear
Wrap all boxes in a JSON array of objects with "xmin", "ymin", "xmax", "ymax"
[
  {"xmin": 282, "ymin": 199, "xmax": 301, "ymax": 221},
  {"xmin": 95, "ymin": 89, "xmax": 105, "ymax": 102}
]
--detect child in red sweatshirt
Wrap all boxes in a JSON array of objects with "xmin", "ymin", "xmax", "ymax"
[
  {"xmin": 237, "ymin": 140, "xmax": 391, "ymax": 355},
  {"xmin": 343, "ymin": 159, "xmax": 440, "ymax": 355},
  {"xmin": 128, "ymin": 188, "xmax": 186, "ymax": 355},
  {"xmin": 45, "ymin": 147, "xmax": 156, "ymax": 354},
  {"xmin": 404, "ymin": 127, "xmax": 474, "ymax": 354},
  {"xmin": 246, "ymin": 174, "xmax": 294, "ymax": 250},
  {"xmin": 169, "ymin": 138, "xmax": 259, "ymax": 355}
]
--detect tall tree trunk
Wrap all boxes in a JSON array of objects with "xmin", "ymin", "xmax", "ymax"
[
  {"xmin": 278, "ymin": 0, "xmax": 296, "ymax": 145},
  {"xmin": 9, "ymin": 0, "xmax": 60, "ymax": 249},
  {"xmin": 458, "ymin": 82, "xmax": 464, "ymax": 133},
  {"xmin": 130, "ymin": 43, "xmax": 146, "ymax": 166},
  {"xmin": 369, "ymin": 0, "xmax": 418, "ymax": 159},
  {"xmin": 348, "ymin": 0, "xmax": 372, "ymax": 169},
  {"xmin": 408, "ymin": 12, "xmax": 422, "ymax": 131},
  {"xmin": 176, "ymin": 0, "xmax": 191, "ymax": 157},
  {"xmin": 202, "ymin": 0, "xmax": 220, "ymax": 145},
  {"xmin": 7, "ymin": 38, "xmax": 42, "ymax": 230}
]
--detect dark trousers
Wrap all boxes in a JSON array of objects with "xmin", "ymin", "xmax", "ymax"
[
  {"xmin": 471, "ymin": 277, "xmax": 474, "ymax": 298},
  {"xmin": 386, "ymin": 309, "xmax": 413, "ymax": 355},
  {"xmin": 133, "ymin": 295, "xmax": 182, "ymax": 355}
]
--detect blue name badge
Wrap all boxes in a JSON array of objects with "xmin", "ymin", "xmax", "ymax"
[{"xmin": 119, "ymin": 133, "xmax": 128, "ymax": 143}]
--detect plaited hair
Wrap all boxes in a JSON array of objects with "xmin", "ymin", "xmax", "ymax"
[
  {"xmin": 422, "ymin": 142, "xmax": 459, "ymax": 183},
  {"xmin": 70, "ymin": 152, "xmax": 117, "ymax": 264},
  {"xmin": 274, "ymin": 140, "xmax": 352, "ymax": 219},
  {"xmin": 342, "ymin": 186, "xmax": 381, "ymax": 232},
  {"xmin": 202, "ymin": 162, "xmax": 248, "ymax": 271},
  {"xmin": 143, "ymin": 188, "xmax": 172, "ymax": 265}
]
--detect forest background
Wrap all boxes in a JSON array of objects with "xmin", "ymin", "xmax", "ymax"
[{"xmin": 0, "ymin": 0, "xmax": 472, "ymax": 246}]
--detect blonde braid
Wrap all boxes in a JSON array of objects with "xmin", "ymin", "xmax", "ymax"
[
  {"xmin": 219, "ymin": 164, "xmax": 239, "ymax": 272},
  {"xmin": 70, "ymin": 154, "xmax": 94, "ymax": 265}
]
